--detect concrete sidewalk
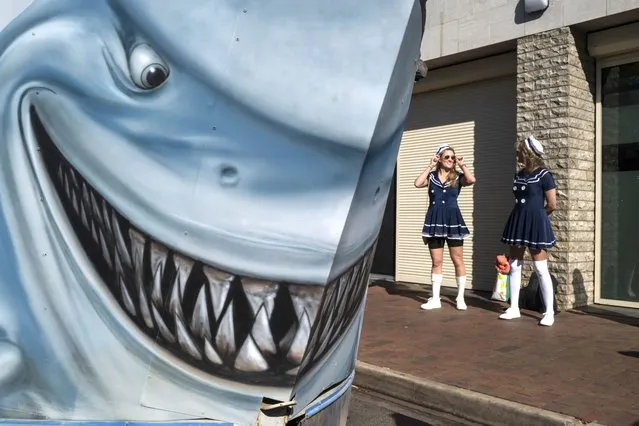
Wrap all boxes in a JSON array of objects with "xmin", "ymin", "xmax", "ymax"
[{"xmin": 355, "ymin": 279, "xmax": 639, "ymax": 426}]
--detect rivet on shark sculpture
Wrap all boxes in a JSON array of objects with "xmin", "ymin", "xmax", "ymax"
[{"xmin": 0, "ymin": 0, "xmax": 423, "ymax": 425}]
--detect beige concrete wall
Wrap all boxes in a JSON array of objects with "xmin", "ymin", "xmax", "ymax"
[{"xmin": 421, "ymin": 0, "xmax": 639, "ymax": 61}]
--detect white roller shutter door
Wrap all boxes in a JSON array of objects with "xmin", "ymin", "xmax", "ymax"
[{"xmin": 396, "ymin": 76, "xmax": 516, "ymax": 291}]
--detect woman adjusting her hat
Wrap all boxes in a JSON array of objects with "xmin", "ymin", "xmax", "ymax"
[
  {"xmin": 500, "ymin": 135, "xmax": 557, "ymax": 326},
  {"xmin": 414, "ymin": 144, "xmax": 476, "ymax": 311}
]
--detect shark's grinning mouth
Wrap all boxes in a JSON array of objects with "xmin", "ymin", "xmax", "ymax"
[{"xmin": 31, "ymin": 106, "xmax": 374, "ymax": 386}]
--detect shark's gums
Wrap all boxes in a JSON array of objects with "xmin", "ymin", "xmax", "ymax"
[{"xmin": 0, "ymin": 0, "xmax": 422, "ymax": 424}]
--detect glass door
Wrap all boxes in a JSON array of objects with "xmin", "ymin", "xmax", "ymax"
[{"xmin": 599, "ymin": 59, "xmax": 639, "ymax": 305}]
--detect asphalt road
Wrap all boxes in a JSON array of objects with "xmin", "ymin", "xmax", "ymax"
[{"xmin": 346, "ymin": 387, "xmax": 479, "ymax": 426}]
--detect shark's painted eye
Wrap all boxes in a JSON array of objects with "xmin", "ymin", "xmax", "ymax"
[{"xmin": 129, "ymin": 43, "xmax": 170, "ymax": 90}]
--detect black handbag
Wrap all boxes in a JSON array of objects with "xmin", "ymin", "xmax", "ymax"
[{"xmin": 519, "ymin": 272, "xmax": 558, "ymax": 314}]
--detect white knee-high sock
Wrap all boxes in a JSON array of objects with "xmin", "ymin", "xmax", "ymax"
[
  {"xmin": 431, "ymin": 274, "xmax": 442, "ymax": 300},
  {"xmin": 533, "ymin": 259, "xmax": 554, "ymax": 315},
  {"xmin": 508, "ymin": 259, "xmax": 522, "ymax": 310},
  {"xmin": 456, "ymin": 276, "xmax": 466, "ymax": 299}
]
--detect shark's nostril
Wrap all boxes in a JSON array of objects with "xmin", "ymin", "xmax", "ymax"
[{"xmin": 219, "ymin": 165, "xmax": 239, "ymax": 187}]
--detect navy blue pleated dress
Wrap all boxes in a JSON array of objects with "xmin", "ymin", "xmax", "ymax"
[
  {"xmin": 501, "ymin": 167, "xmax": 556, "ymax": 250},
  {"xmin": 421, "ymin": 172, "xmax": 469, "ymax": 240}
]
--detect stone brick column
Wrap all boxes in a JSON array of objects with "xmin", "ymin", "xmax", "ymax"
[{"xmin": 516, "ymin": 27, "xmax": 596, "ymax": 310}]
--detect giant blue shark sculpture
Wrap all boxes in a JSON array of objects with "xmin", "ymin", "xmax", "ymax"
[{"xmin": 0, "ymin": 0, "xmax": 423, "ymax": 424}]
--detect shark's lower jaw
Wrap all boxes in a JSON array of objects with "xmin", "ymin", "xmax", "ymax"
[{"xmin": 31, "ymin": 106, "xmax": 374, "ymax": 387}]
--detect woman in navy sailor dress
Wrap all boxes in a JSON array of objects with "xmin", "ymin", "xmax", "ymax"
[
  {"xmin": 499, "ymin": 136, "xmax": 558, "ymax": 327},
  {"xmin": 414, "ymin": 145, "xmax": 475, "ymax": 312}
]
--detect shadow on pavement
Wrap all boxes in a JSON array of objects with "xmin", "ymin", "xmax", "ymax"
[
  {"xmin": 391, "ymin": 413, "xmax": 432, "ymax": 426},
  {"xmin": 368, "ymin": 279, "xmax": 543, "ymax": 320},
  {"xmin": 368, "ymin": 279, "xmax": 425, "ymax": 304},
  {"xmin": 570, "ymin": 304, "xmax": 639, "ymax": 328}
]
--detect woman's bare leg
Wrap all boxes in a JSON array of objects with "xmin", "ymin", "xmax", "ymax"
[
  {"xmin": 449, "ymin": 245, "xmax": 467, "ymax": 310},
  {"xmin": 421, "ymin": 245, "xmax": 444, "ymax": 310}
]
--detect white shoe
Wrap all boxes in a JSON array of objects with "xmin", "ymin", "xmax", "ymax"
[
  {"xmin": 499, "ymin": 307, "xmax": 521, "ymax": 320},
  {"xmin": 539, "ymin": 313, "xmax": 555, "ymax": 327},
  {"xmin": 420, "ymin": 297, "xmax": 441, "ymax": 310},
  {"xmin": 456, "ymin": 297, "xmax": 467, "ymax": 311}
]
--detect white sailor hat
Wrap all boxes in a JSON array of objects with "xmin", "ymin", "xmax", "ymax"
[
  {"xmin": 435, "ymin": 144, "xmax": 450, "ymax": 156},
  {"xmin": 525, "ymin": 135, "xmax": 544, "ymax": 158}
]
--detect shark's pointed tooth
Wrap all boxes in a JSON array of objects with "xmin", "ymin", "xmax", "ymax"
[
  {"xmin": 334, "ymin": 275, "xmax": 351, "ymax": 322},
  {"xmin": 101, "ymin": 199, "xmax": 113, "ymax": 237},
  {"xmin": 277, "ymin": 322, "xmax": 299, "ymax": 353},
  {"xmin": 69, "ymin": 168, "xmax": 79, "ymax": 189},
  {"xmin": 204, "ymin": 339, "xmax": 223, "ymax": 364},
  {"xmin": 313, "ymin": 322, "xmax": 334, "ymax": 362},
  {"xmin": 150, "ymin": 242, "xmax": 168, "ymax": 306},
  {"xmin": 168, "ymin": 270, "xmax": 184, "ymax": 318},
  {"xmin": 98, "ymin": 229, "xmax": 112, "ymax": 269},
  {"xmin": 286, "ymin": 366, "xmax": 300, "ymax": 376},
  {"xmin": 91, "ymin": 221, "xmax": 98, "ymax": 242},
  {"xmin": 80, "ymin": 187, "xmax": 91, "ymax": 227},
  {"xmin": 80, "ymin": 202, "xmax": 89, "ymax": 228},
  {"xmin": 234, "ymin": 334, "xmax": 269, "ymax": 372},
  {"xmin": 151, "ymin": 263, "xmax": 164, "ymax": 308},
  {"xmin": 190, "ymin": 286, "xmax": 211, "ymax": 340},
  {"xmin": 287, "ymin": 311, "xmax": 311, "ymax": 365},
  {"xmin": 129, "ymin": 229, "xmax": 147, "ymax": 322},
  {"xmin": 288, "ymin": 285, "xmax": 324, "ymax": 327},
  {"xmin": 113, "ymin": 250, "xmax": 124, "ymax": 277},
  {"xmin": 215, "ymin": 303, "xmax": 235, "ymax": 357},
  {"xmin": 203, "ymin": 266, "xmax": 233, "ymax": 321},
  {"xmin": 63, "ymin": 172, "xmax": 70, "ymax": 199},
  {"xmin": 138, "ymin": 281, "xmax": 154, "ymax": 329},
  {"xmin": 173, "ymin": 254, "xmax": 194, "ymax": 300},
  {"xmin": 129, "ymin": 229, "xmax": 145, "ymax": 271},
  {"xmin": 250, "ymin": 305, "xmax": 277, "ymax": 355},
  {"xmin": 152, "ymin": 305, "xmax": 176, "ymax": 344},
  {"xmin": 57, "ymin": 164, "xmax": 63, "ymax": 183},
  {"xmin": 119, "ymin": 276, "xmax": 136, "ymax": 316},
  {"xmin": 112, "ymin": 212, "xmax": 132, "ymax": 268},
  {"xmin": 125, "ymin": 229, "xmax": 152, "ymax": 329},
  {"xmin": 317, "ymin": 305, "xmax": 338, "ymax": 352},
  {"xmin": 241, "ymin": 278, "xmax": 278, "ymax": 317},
  {"xmin": 175, "ymin": 314, "xmax": 202, "ymax": 360},
  {"xmin": 81, "ymin": 181, "xmax": 90, "ymax": 206},
  {"xmin": 90, "ymin": 191, "xmax": 103, "ymax": 226},
  {"xmin": 311, "ymin": 283, "xmax": 338, "ymax": 344},
  {"xmin": 71, "ymin": 188, "xmax": 79, "ymax": 214}
]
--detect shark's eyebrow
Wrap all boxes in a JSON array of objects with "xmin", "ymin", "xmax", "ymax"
[{"xmin": 105, "ymin": 0, "xmax": 141, "ymax": 53}]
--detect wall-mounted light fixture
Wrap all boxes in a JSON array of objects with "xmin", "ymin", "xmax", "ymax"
[{"xmin": 524, "ymin": 0, "xmax": 549, "ymax": 14}]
